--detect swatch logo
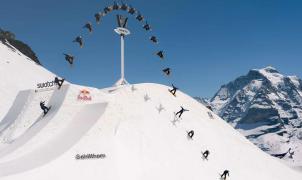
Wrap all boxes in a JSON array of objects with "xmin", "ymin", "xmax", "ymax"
[{"xmin": 77, "ymin": 89, "xmax": 92, "ymax": 101}]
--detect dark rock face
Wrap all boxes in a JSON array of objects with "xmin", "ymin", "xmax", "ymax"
[
  {"xmin": 0, "ymin": 28, "xmax": 41, "ymax": 65},
  {"xmin": 209, "ymin": 66, "xmax": 302, "ymax": 166}
]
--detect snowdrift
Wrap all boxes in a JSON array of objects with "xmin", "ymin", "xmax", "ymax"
[{"xmin": 0, "ymin": 83, "xmax": 301, "ymax": 180}]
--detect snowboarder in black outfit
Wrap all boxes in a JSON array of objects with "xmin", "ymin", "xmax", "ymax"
[
  {"xmin": 95, "ymin": 12, "xmax": 103, "ymax": 24},
  {"xmin": 169, "ymin": 84, "xmax": 178, "ymax": 96},
  {"xmin": 163, "ymin": 68, "xmax": 171, "ymax": 76},
  {"xmin": 54, "ymin": 77, "xmax": 65, "ymax": 89},
  {"xmin": 128, "ymin": 6, "xmax": 136, "ymax": 15},
  {"xmin": 73, "ymin": 36, "xmax": 83, "ymax": 48},
  {"xmin": 150, "ymin": 36, "xmax": 158, "ymax": 44},
  {"xmin": 121, "ymin": 3, "xmax": 128, "ymax": 11},
  {"xmin": 156, "ymin": 50, "xmax": 164, "ymax": 59},
  {"xmin": 113, "ymin": 2, "xmax": 119, "ymax": 10},
  {"xmin": 83, "ymin": 22, "xmax": 93, "ymax": 33},
  {"xmin": 202, "ymin": 150, "xmax": 210, "ymax": 159},
  {"xmin": 220, "ymin": 170, "xmax": 230, "ymax": 180},
  {"xmin": 187, "ymin": 130, "xmax": 194, "ymax": 139},
  {"xmin": 175, "ymin": 106, "xmax": 189, "ymax": 118},
  {"xmin": 40, "ymin": 101, "xmax": 50, "ymax": 115},
  {"xmin": 136, "ymin": 13, "xmax": 144, "ymax": 21},
  {"xmin": 143, "ymin": 22, "xmax": 151, "ymax": 31},
  {"xmin": 63, "ymin": 53, "xmax": 74, "ymax": 66},
  {"xmin": 104, "ymin": 6, "xmax": 112, "ymax": 14}
]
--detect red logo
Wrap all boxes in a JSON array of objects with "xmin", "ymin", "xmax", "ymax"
[{"xmin": 78, "ymin": 89, "xmax": 92, "ymax": 101}]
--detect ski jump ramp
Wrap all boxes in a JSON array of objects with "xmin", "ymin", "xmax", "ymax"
[
  {"xmin": 0, "ymin": 102, "xmax": 107, "ymax": 177},
  {"xmin": 0, "ymin": 90, "xmax": 33, "ymax": 132},
  {"xmin": 0, "ymin": 85, "xmax": 70, "ymax": 158}
]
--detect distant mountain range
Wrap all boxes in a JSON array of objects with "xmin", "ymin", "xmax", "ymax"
[{"xmin": 197, "ymin": 66, "xmax": 302, "ymax": 167}]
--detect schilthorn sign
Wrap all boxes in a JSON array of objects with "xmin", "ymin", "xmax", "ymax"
[
  {"xmin": 37, "ymin": 81, "xmax": 55, "ymax": 89},
  {"xmin": 75, "ymin": 154, "xmax": 106, "ymax": 160}
]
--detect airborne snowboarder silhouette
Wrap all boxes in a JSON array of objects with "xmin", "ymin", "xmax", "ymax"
[
  {"xmin": 156, "ymin": 50, "xmax": 164, "ymax": 59},
  {"xmin": 136, "ymin": 13, "xmax": 144, "ymax": 21},
  {"xmin": 83, "ymin": 22, "xmax": 93, "ymax": 33},
  {"xmin": 121, "ymin": 3, "xmax": 128, "ymax": 11},
  {"xmin": 95, "ymin": 12, "xmax": 103, "ymax": 24},
  {"xmin": 104, "ymin": 6, "xmax": 113, "ymax": 14},
  {"xmin": 187, "ymin": 130, "xmax": 194, "ymax": 139},
  {"xmin": 63, "ymin": 53, "xmax": 74, "ymax": 66},
  {"xmin": 113, "ymin": 2, "xmax": 119, "ymax": 10},
  {"xmin": 220, "ymin": 170, "xmax": 230, "ymax": 180},
  {"xmin": 202, "ymin": 150, "xmax": 210, "ymax": 160},
  {"xmin": 150, "ymin": 36, "xmax": 158, "ymax": 44},
  {"xmin": 73, "ymin": 36, "xmax": 83, "ymax": 48},
  {"xmin": 128, "ymin": 6, "xmax": 136, "ymax": 15},
  {"xmin": 162, "ymin": 68, "xmax": 171, "ymax": 76},
  {"xmin": 40, "ymin": 101, "xmax": 50, "ymax": 116},
  {"xmin": 169, "ymin": 84, "xmax": 178, "ymax": 96},
  {"xmin": 175, "ymin": 106, "xmax": 189, "ymax": 118},
  {"xmin": 54, "ymin": 77, "xmax": 65, "ymax": 89},
  {"xmin": 143, "ymin": 22, "xmax": 151, "ymax": 31}
]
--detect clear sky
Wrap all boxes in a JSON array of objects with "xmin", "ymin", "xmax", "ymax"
[{"xmin": 1, "ymin": 0, "xmax": 302, "ymax": 98}]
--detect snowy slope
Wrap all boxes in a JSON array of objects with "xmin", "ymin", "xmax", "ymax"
[
  {"xmin": 210, "ymin": 66, "xmax": 302, "ymax": 167},
  {"xmin": 0, "ymin": 83, "xmax": 301, "ymax": 179},
  {"xmin": 0, "ymin": 40, "xmax": 54, "ymax": 120}
]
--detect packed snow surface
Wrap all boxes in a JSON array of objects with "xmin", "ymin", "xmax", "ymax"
[{"xmin": 0, "ymin": 83, "xmax": 301, "ymax": 180}]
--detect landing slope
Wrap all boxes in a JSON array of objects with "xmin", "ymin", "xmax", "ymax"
[{"xmin": 0, "ymin": 83, "xmax": 300, "ymax": 180}]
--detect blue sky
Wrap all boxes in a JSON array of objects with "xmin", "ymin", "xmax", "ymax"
[{"xmin": 1, "ymin": 0, "xmax": 302, "ymax": 97}]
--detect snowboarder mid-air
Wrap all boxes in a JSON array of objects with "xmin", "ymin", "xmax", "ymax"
[
  {"xmin": 73, "ymin": 36, "xmax": 83, "ymax": 48},
  {"xmin": 83, "ymin": 22, "xmax": 93, "ymax": 33},
  {"xmin": 143, "ymin": 22, "xmax": 151, "ymax": 31},
  {"xmin": 187, "ymin": 130, "xmax": 194, "ymax": 139},
  {"xmin": 63, "ymin": 53, "xmax": 75, "ymax": 66},
  {"xmin": 150, "ymin": 36, "xmax": 158, "ymax": 44},
  {"xmin": 136, "ymin": 13, "xmax": 144, "ymax": 21},
  {"xmin": 121, "ymin": 3, "xmax": 128, "ymax": 11},
  {"xmin": 202, "ymin": 150, "xmax": 210, "ymax": 159},
  {"xmin": 169, "ymin": 84, "xmax": 178, "ymax": 96},
  {"xmin": 128, "ymin": 6, "xmax": 136, "ymax": 15},
  {"xmin": 40, "ymin": 101, "xmax": 50, "ymax": 116},
  {"xmin": 104, "ymin": 6, "xmax": 113, "ymax": 14},
  {"xmin": 163, "ymin": 68, "xmax": 171, "ymax": 76},
  {"xmin": 95, "ymin": 12, "xmax": 103, "ymax": 24},
  {"xmin": 220, "ymin": 170, "xmax": 230, "ymax": 180},
  {"xmin": 113, "ymin": 2, "xmax": 119, "ymax": 10},
  {"xmin": 156, "ymin": 50, "xmax": 164, "ymax": 59},
  {"xmin": 175, "ymin": 106, "xmax": 189, "ymax": 118},
  {"xmin": 54, "ymin": 77, "xmax": 65, "ymax": 89}
]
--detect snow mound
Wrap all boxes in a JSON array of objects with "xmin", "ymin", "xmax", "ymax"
[{"xmin": 0, "ymin": 83, "xmax": 301, "ymax": 180}]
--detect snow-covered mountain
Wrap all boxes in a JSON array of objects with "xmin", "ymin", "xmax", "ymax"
[
  {"xmin": 0, "ymin": 40, "xmax": 54, "ymax": 120},
  {"xmin": 0, "ymin": 43, "xmax": 301, "ymax": 179},
  {"xmin": 210, "ymin": 66, "xmax": 302, "ymax": 167}
]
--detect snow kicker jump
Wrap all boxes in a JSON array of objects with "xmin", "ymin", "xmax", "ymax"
[
  {"xmin": 0, "ymin": 85, "xmax": 70, "ymax": 158},
  {"xmin": 0, "ymin": 90, "xmax": 34, "ymax": 132},
  {"xmin": 0, "ymin": 102, "xmax": 107, "ymax": 177}
]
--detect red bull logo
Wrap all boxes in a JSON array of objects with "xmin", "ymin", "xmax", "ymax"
[{"xmin": 78, "ymin": 89, "xmax": 92, "ymax": 101}]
